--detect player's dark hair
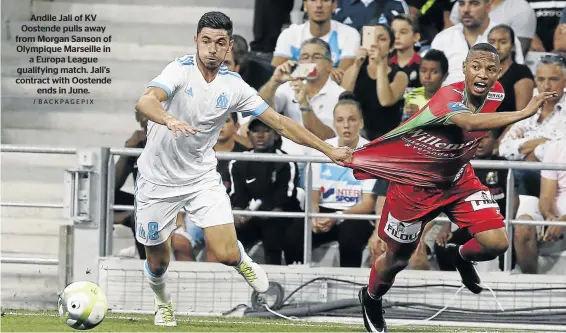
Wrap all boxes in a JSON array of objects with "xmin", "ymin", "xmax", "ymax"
[
  {"xmin": 334, "ymin": 91, "xmax": 363, "ymax": 118},
  {"xmin": 467, "ymin": 42, "xmax": 499, "ymax": 62},
  {"xmin": 301, "ymin": 38, "xmax": 332, "ymax": 61},
  {"xmin": 423, "ymin": 49, "xmax": 449, "ymax": 74},
  {"xmin": 391, "ymin": 14, "xmax": 420, "ymax": 34},
  {"xmin": 197, "ymin": 11, "xmax": 233, "ymax": 38},
  {"xmin": 488, "ymin": 24, "xmax": 516, "ymax": 59}
]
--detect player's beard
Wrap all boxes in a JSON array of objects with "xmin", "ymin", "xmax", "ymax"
[{"xmin": 197, "ymin": 51, "xmax": 222, "ymax": 71}]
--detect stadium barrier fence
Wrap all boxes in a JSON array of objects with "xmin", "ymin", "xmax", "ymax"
[{"xmin": 2, "ymin": 144, "xmax": 566, "ymax": 279}]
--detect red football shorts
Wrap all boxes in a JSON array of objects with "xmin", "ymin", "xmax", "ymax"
[{"xmin": 378, "ymin": 165, "xmax": 505, "ymax": 254}]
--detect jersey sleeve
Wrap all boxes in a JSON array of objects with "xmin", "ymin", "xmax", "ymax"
[
  {"xmin": 147, "ymin": 60, "xmax": 186, "ymax": 98},
  {"xmin": 234, "ymin": 81, "xmax": 270, "ymax": 118},
  {"xmin": 426, "ymin": 87, "xmax": 472, "ymax": 124},
  {"xmin": 273, "ymin": 27, "xmax": 294, "ymax": 59}
]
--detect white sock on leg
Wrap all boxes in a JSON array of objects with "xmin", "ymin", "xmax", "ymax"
[{"xmin": 145, "ymin": 260, "xmax": 171, "ymax": 304}]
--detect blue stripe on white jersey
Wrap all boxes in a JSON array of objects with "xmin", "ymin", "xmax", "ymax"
[{"xmin": 176, "ymin": 54, "xmax": 195, "ymax": 66}]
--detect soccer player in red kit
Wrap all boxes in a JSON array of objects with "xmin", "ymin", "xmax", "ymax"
[{"xmin": 345, "ymin": 43, "xmax": 558, "ymax": 332}]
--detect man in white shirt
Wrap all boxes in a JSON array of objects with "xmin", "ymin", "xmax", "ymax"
[
  {"xmin": 499, "ymin": 56, "xmax": 566, "ymax": 162},
  {"xmin": 449, "ymin": 0, "xmax": 536, "ymax": 54},
  {"xmin": 134, "ymin": 11, "xmax": 352, "ymax": 327},
  {"xmin": 431, "ymin": 0, "xmax": 524, "ymax": 85},
  {"xmin": 260, "ymin": 38, "xmax": 345, "ymax": 157},
  {"xmin": 271, "ymin": 0, "xmax": 361, "ymax": 84}
]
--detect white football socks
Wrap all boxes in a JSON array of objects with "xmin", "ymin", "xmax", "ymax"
[{"xmin": 145, "ymin": 260, "xmax": 171, "ymax": 304}]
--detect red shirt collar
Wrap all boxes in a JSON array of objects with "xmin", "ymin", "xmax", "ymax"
[{"xmin": 390, "ymin": 52, "xmax": 421, "ymax": 66}]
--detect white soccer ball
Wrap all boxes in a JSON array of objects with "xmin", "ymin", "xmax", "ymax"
[{"xmin": 57, "ymin": 281, "xmax": 108, "ymax": 330}]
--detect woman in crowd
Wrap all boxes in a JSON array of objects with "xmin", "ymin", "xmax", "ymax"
[
  {"xmin": 488, "ymin": 24, "xmax": 534, "ymax": 140},
  {"xmin": 341, "ymin": 23, "xmax": 408, "ymax": 141},
  {"xmin": 284, "ymin": 93, "xmax": 377, "ymax": 267}
]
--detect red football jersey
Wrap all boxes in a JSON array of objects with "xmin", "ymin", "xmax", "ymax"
[{"xmin": 346, "ymin": 81, "xmax": 505, "ymax": 187}]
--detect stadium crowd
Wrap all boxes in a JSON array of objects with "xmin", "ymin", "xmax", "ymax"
[{"xmin": 116, "ymin": 0, "xmax": 566, "ymax": 274}]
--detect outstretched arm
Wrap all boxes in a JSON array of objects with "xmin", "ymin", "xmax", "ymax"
[
  {"xmin": 257, "ymin": 108, "xmax": 351, "ymax": 165},
  {"xmin": 449, "ymin": 92, "xmax": 557, "ymax": 132}
]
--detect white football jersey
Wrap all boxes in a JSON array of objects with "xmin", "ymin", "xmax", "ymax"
[{"xmin": 137, "ymin": 54, "xmax": 269, "ymax": 186}]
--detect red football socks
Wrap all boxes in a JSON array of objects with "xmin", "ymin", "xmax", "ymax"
[
  {"xmin": 459, "ymin": 239, "xmax": 498, "ymax": 261},
  {"xmin": 368, "ymin": 261, "xmax": 395, "ymax": 299}
]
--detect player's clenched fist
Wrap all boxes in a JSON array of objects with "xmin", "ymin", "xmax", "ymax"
[
  {"xmin": 164, "ymin": 114, "xmax": 199, "ymax": 137},
  {"xmin": 327, "ymin": 146, "xmax": 353, "ymax": 166}
]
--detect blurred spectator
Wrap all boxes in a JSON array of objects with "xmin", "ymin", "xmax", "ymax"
[
  {"xmin": 272, "ymin": 0, "xmax": 361, "ymax": 83},
  {"xmin": 499, "ymin": 55, "xmax": 566, "ymax": 199},
  {"xmin": 434, "ymin": 131, "xmax": 520, "ymax": 271},
  {"xmin": 403, "ymin": 49, "xmax": 449, "ymax": 118},
  {"xmin": 215, "ymin": 114, "xmax": 250, "ymax": 194},
  {"xmin": 449, "ymin": 0, "xmax": 536, "ymax": 54},
  {"xmin": 553, "ymin": 8, "xmax": 566, "ymax": 54},
  {"xmin": 114, "ymin": 111, "xmax": 148, "ymax": 259},
  {"xmin": 487, "ymin": 25, "xmax": 534, "ymax": 139},
  {"xmin": 170, "ymin": 215, "xmax": 205, "ymax": 261},
  {"xmin": 406, "ymin": 0, "xmax": 453, "ymax": 44},
  {"xmin": 260, "ymin": 38, "xmax": 343, "ymax": 157},
  {"xmin": 333, "ymin": 0, "xmax": 410, "ymax": 31},
  {"xmin": 228, "ymin": 35, "xmax": 251, "ymax": 77},
  {"xmin": 342, "ymin": 23, "xmax": 408, "ymax": 140},
  {"xmin": 250, "ymin": 0, "xmax": 294, "ymax": 56},
  {"xmin": 527, "ymin": 0, "xmax": 564, "ymax": 52},
  {"xmin": 514, "ymin": 140, "xmax": 566, "ymax": 273},
  {"xmin": 499, "ymin": 55, "xmax": 566, "ymax": 162},
  {"xmin": 390, "ymin": 15, "xmax": 422, "ymax": 89},
  {"xmin": 229, "ymin": 119, "xmax": 302, "ymax": 265},
  {"xmin": 222, "ymin": 35, "xmax": 256, "ymax": 144},
  {"xmin": 284, "ymin": 97, "xmax": 377, "ymax": 267},
  {"xmin": 234, "ymin": 34, "xmax": 275, "ymax": 94},
  {"xmin": 431, "ymin": 0, "xmax": 524, "ymax": 85}
]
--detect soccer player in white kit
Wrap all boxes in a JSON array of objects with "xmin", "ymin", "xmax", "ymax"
[{"xmin": 134, "ymin": 11, "xmax": 352, "ymax": 326}]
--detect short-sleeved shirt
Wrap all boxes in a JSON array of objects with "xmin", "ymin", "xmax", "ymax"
[
  {"xmin": 333, "ymin": 0, "xmax": 410, "ymax": 31},
  {"xmin": 450, "ymin": 0, "xmax": 536, "ymax": 39},
  {"xmin": 527, "ymin": 0, "xmax": 564, "ymax": 51},
  {"xmin": 390, "ymin": 52, "xmax": 422, "ymax": 88},
  {"xmin": 431, "ymin": 21, "xmax": 525, "ymax": 85},
  {"xmin": 274, "ymin": 77, "xmax": 345, "ymax": 155},
  {"xmin": 138, "ymin": 54, "xmax": 269, "ymax": 186},
  {"xmin": 273, "ymin": 20, "xmax": 361, "ymax": 67},
  {"xmin": 541, "ymin": 140, "xmax": 566, "ymax": 215},
  {"xmin": 312, "ymin": 137, "xmax": 376, "ymax": 210}
]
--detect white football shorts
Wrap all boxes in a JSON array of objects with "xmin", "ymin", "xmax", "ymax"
[{"xmin": 134, "ymin": 171, "xmax": 233, "ymax": 246}]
